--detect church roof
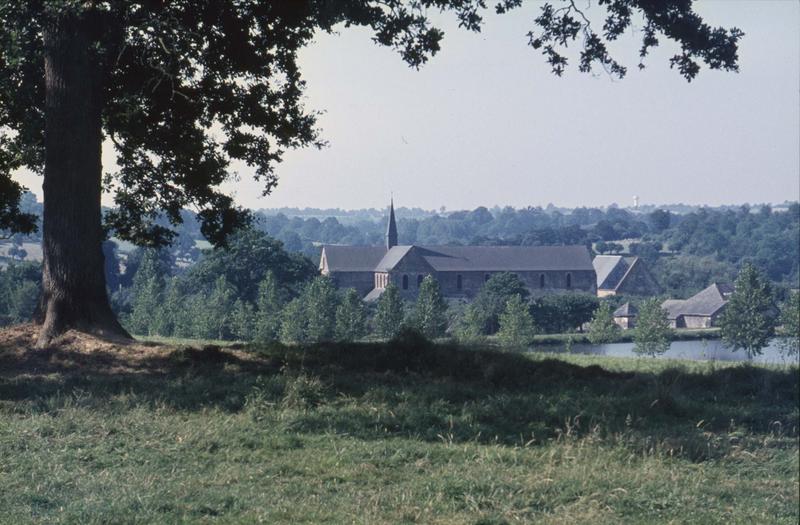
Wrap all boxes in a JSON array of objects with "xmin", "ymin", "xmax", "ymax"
[
  {"xmin": 386, "ymin": 199, "xmax": 398, "ymax": 249},
  {"xmin": 418, "ymin": 245, "xmax": 593, "ymax": 272},
  {"xmin": 322, "ymin": 244, "xmax": 594, "ymax": 273},
  {"xmin": 322, "ymin": 245, "xmax": 388, "ymax": 272},
  {"xmin": 594, "ymin": 255, "xmax": 638, "ymax": 291},
  {"xmin": 375, "ymin": 246, "xmax": 415, "ymax": 271}
]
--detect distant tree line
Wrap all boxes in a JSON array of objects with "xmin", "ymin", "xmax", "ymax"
[{"xmin": 6, "ymin": 193, "xmax": 798, "ymax": 300}]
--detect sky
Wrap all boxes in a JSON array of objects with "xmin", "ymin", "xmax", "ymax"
[{"xmin": 13, "ymin": 0, "xmax": 800, "ymax": 211}]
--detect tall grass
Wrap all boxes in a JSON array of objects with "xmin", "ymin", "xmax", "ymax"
[{"xmin": 0, "ymin": 336, "xmax": 797, "ymax": 524}]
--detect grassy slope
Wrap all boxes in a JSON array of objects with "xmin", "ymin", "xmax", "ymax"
[{"xmin": 0, "ymin": 328, "xmax": 797, "ymax": 524}]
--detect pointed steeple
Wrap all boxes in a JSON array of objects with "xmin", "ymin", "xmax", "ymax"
[{"xmin": 386, "ymin": 198, "xmax": 398, "ymax": 249}]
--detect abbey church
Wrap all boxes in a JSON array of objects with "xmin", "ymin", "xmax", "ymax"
[{"xmin": 319, "ymin": 201, "xmax": 598, "ymax": 301}]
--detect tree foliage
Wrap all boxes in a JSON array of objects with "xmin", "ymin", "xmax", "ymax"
[
  {"xmin": 126, "ymin": 249, "xmax": 166, "ymax": 336},
  {"xmin": 203, "ymin": 276, "xmax": 237, "ymax": 341},
  {"xmin": 455, "ymin": 302, "xmax": 486, "ymax": 344},
  {"xmin": 411, "ymin": 275, "xmax": 448, "ymax": 339},
  {"xmin": 531, "ymin": 293, "xmax": 599, "ymax": 334},
  {"xmin": 230, "ymin": 299, "xmax": 255, "ymax": 341},
  {"xmin": 254, "ymin": 271, "xmax": 284, "ymax": 343},
  {"xmin": 0, "ymin": 262, "xmax": 40, "ymax": 326},
  {"xmin": 720, "ymin": 264, "xmax": 777, "ymax": 358},
  {"xmin": 778, "ymin": 292, "xmax": 799, "ymax": 357},
  {"xmin": 304, "ymin": 276, "xmax": 338, "ymax": 343},
  {"xmin": 280, "ymin": 298, "xmax": 307, "ymax": 345},
  {"xmin": 633, "ymin": 298, "xmax": 672, "ymax": 357},
  {"xmin": 470, "ymin": 272, "xmax": 529, "ymax": 335},
  {"xmin": 497, "ymin": 294, "xmax": 536, "ymax": 350},
  {"xmin": 335, "ymin": 288, "xmax": 367, "ymax": 342},
  {"xmin": 587, "ymin": 301, "xmax": 621, "ymax": 345},
  {"xmin": 184, "ymin": 229, "xmax": 316, "ymax": 303},
  {"xmin": 374, "ymin": 283, "xmax": 405, "ymax": 340}
]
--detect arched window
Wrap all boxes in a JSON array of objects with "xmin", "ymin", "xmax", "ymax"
[
  {"xmin": 566, "ymin": 273, "xmax": 572, "ymax": 289},
  {"xmin": 485, "ymin": 273, "xmax": 491, "ymax": 282},
  {"xmin": 402, "ymin": 275, "xmax": 409, "ymax": 290},
  {"xmin": 540, "ymin": 274, "xmax": 545, "ymax": 288},
  {"xmin": 417, "ymin": 274, "xmax": 424, "ymax": 287},
  {"xmin": 457, "ymin": 274, "xmax": 463, "ymax": 290}
]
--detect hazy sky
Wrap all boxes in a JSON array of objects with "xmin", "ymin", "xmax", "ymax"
[{"xmin": 14, "ymin": 0, "xmax": 800, "ymax": 211}]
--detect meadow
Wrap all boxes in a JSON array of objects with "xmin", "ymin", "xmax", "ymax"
[{"xmin": 0, "ymin": 326, "xmax": 797, "ymax": 524}]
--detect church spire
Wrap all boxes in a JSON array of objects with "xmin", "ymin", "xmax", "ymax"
[{"xmin": 386, "ymin": 198, "xmax": 398, "ymax": 249}]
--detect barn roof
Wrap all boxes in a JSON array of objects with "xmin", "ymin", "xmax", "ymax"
[
  {"xmin": 661, "ymin": 283, "xmax": 733, "ymax": 319},
  {"xmin": 613, "ymin": 302, "xmax": 638, "ymax": 317}
]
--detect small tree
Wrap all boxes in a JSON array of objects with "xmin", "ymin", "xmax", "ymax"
[
  {"xmin": 411, "ymin": 275, "xmax": 448, "ymax": 339},
  {"xmin": 230, "ymin": 299, "xmax": 256, "ymax": 341},
  {"xmin": 279, "ymin": 298, "xmax": 307, "ymax": 345},
  {"xmin": 633, "ymin": 298, "xmax": 672, "ymax": 357},
  {"xmin": 532, "ymin": 293, "xmax": 599, "ymax": 334},
  {"xmin": 8, "ymin": 280, "xmax": 38, "ymax": 323},
  {"xmin": 335, "ymin": 288, "xmax": 367, "ymax": 342},
  {"xmin": 587, "ymin": 302, "xmax": 621, "ymax": 345},
  {"xmin": 254, "ymin": 271, "xmax": 284, "ymax": 343},
  {"xmin": 720, "ymin": 264, "xmax": 777, "ymax": 358},
  {"xmin": 471, "ymin": 272, "xmax": 529, "ymax": 334},
  {"xmin": 153, "ymin": 278, "xmax": 183, "ymax": 337},
  {"xmin": 8, "ymin": 236, "xmax": 26, "ymax": 261},
  {"xmin": 497, "ymin": 295, "xmax": 536, "ymax": 350},
  {"xmin": 204, "ymin": 276, "xmax": 236, "ymax": 340},
  {"xmin": 456, "ymin": 303, "xmax": 486, "ymax": 344},
  {"xmin": 778, "ymin": 292, "xmax": 799, "ymax": 357},
  {"xmin": 374, "ymin": 283, "xmax": 405, "ymax": 340},
  {"xmin": 127, "ymin": 250, "xmax": 166, "ymax": 336},
  {"xmin": 304, "ymin": 276, "xmax": 338, "ymax": 343}
]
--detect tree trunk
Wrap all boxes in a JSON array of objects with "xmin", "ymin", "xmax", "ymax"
[{"xmin": 36, "ymin": 12, "xmax": 130, "ymax": 346}]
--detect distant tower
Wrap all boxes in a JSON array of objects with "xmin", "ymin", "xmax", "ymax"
[
  {"xmin": 633, "ymin": 195, "xmax": 640, "ymax": 209},
  {"xmin": 386, "ymin": 198, "xmax": 398, "ymax": 249}
]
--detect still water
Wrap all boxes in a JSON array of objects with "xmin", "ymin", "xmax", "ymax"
[{"xmin": 533, "ymin": 338, "xmax": 798, "ymax": 365}]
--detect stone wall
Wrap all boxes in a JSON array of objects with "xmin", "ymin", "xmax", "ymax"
[
  {"xmin": 614, "ymin": 316, "xmax": 635, "ymax": 330},
  {"xmin": 388, "ymin": 269, "xmax": 597, "ymax": 300},
  {"xmin": 682, "ymin": 315, "xmax": 713, "ymax": 329},
  {"xmin": 329, "ymin": 271, "xmax": 376, "ymax": 297}
]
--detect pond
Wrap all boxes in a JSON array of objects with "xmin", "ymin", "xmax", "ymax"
[{"xmin": 532, "ymin": 338, "xmax": 798, "ymax": 365}]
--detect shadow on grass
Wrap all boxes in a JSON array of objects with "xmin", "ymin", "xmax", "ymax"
[{"xmin": 1, "ymin": 331, "xmax": 797, "ymax": 462}]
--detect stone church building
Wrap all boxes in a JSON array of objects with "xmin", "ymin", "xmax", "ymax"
[{"xmin": 319, "ymin": 201, "xmax": 597, "ymax": 301}]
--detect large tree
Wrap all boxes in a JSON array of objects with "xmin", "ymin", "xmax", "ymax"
[{"xmin": 0, "ymin": 1, "xmax": 743, "ymax": 344}]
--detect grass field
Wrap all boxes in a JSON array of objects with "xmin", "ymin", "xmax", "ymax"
[{"xmin": 1, "ymin": 326, "xmax": 797, "ymax": 524}]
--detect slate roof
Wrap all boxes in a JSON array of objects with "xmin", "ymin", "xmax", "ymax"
[
  {"xmin": 322, "ymin": 244, "xmax": 594, "ymax": 273},
  {"xmin": 363, "ymin": 287, "xmax": 386, "ymax": 302},
  {"xmin": 321, "ymin": 246, "xmax": 388, "ymax": 272},
  {"xmin": 613, "ymin": 302, "xmax": 638, "ymax": 317},
  {"xmin": 661, "ymin": 283, "xmax": 733, "ymax": 319},
  {"xmin": 594, "ymin": 255, "xmax": 638, "ymax": 291},
  {"xmin": 661, "ymin": 299, "xmax": 686, "ymax": 320},
  {"xmin": 375, "ymin": 246, "xmax": 414, "ymax": 271},
  {"xmin": 416, "ymin": 245, "xmax": 594, "ymax": 272}
]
